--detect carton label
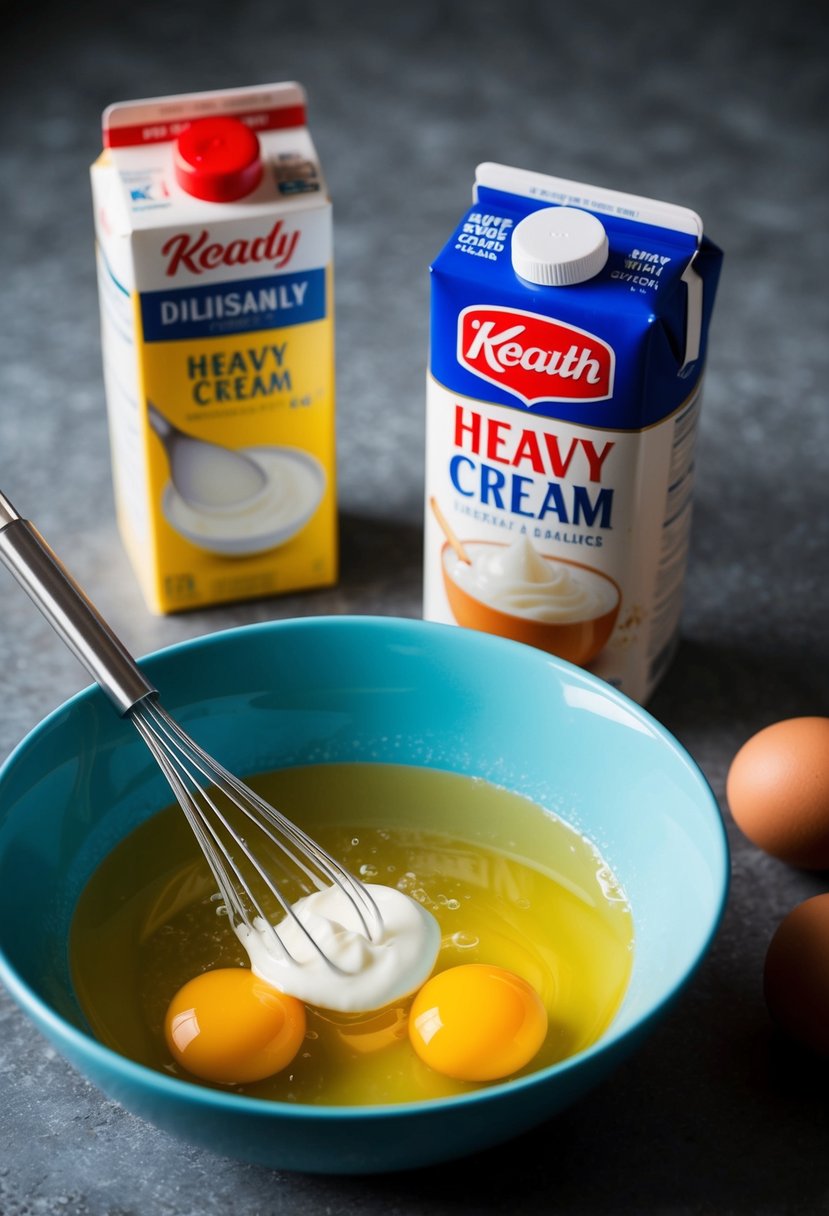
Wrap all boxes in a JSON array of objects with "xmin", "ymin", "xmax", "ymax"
[
  {"xmin": 91, "ymin": 83, "xmax": 337, "ymax": 615},
  {"xmin": 458, "ymin": 305, "xmax": 614, "ymax": 405},
  {"xmin": 424, "ymin": 164, "xmax": 722, "ymax": 704},
  {"xmin": 140, "ymin": 268, "xmax": 325, "ymax": 341},
  {"xmin": 161, "ymin": 220, "xmax": 300, "ymax": 277}
]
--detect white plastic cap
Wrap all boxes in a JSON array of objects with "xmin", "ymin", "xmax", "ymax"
[{"xmin": 511, "ymin": 206, "xmax": 609, "ymax": 286}]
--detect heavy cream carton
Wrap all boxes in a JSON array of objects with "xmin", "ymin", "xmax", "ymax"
[
  {"xmin": 424, "ymin": 164, "xmax": 723, "ymax": 703},
  {"xmin": 91, "ymin": 83, "xmax": 336, "ymax": 613}
]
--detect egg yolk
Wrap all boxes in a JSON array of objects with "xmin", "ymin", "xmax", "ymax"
[
  {"xmin": 164, "ymin": 968, "xmax": 306, "ymax": 1085},
  {"xmin": 408, "ymin": 964, "xmax": 548, "ymax": 1082}
]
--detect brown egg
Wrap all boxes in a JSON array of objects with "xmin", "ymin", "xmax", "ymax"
[
  {"xmin": 764, "ymin": 894, "xmax": 829, "ymax": 1056},
  {"xmin": 726, "ymin": 716, "xmax": 829, "ymax": 868}
]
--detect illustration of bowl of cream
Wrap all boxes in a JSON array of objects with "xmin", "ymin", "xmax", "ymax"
[
  {"xmin": 434, "ymin": 502, "xmax": 620, "ymax": 667},
  {"xmin": 149, "ymin": 404, "xmax": 326, "ymax": 556}
]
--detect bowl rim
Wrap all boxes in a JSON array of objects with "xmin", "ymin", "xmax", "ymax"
[{"xmin": 0, "ymin": 613, "xmax": 730, "ymax": 1119}]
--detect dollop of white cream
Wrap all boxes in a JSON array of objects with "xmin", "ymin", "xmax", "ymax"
[
  {"xmin": 163, "ymin": 446, "xmax": 325, "ymax": 554},
  {"xmin": 449, "ymin": 535, "xmax": 618, "ymax": 623},
  {"xmin": 235, "ymin": 884, "xmax": 441, "ymax": 1013},
  {"xmin": 167, "ymin": 448, "xmax": 320, "ymax": 540},
  {"xmin": 170, "ymin": 435, "xmax": 267, "ymax": 510}
]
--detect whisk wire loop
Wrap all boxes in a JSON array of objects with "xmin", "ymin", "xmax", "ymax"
[
  {"xmin": 135, "ymin": 716, "xmax": 248, "ymax": 924},
  {"xmin": 130, "ymin": 697, "xmax": 384, "ymax": 972}
]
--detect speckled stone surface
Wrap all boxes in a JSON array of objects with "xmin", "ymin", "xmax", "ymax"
[{"xmin": 1, "ymin": 1, "xmax": 828, "ymax": 1212}]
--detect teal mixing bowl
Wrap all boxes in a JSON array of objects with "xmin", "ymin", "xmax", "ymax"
[{"xmin": 0, "ymin": 616, "xmax": 728, "ymax": 1174}]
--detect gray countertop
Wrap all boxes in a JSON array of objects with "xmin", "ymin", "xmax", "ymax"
[{"xmin": 1, "ymin": 1, "xmax": 828, "ymax": 1212}]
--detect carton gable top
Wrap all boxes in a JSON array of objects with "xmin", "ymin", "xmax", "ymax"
[{"xmin": 102, "ymin": 82, "xmax": 308, "ymax": 149}]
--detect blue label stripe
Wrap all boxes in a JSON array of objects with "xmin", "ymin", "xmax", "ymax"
[{"xmin": 140, "ymin": 268, "xmax": 326, "ymax": 342}]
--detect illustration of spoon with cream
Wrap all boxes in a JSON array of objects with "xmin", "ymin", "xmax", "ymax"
[
  {"xmin": 430, "ymin": 495, "xmax": 471, "ymax": 565},
  {"xmin": 148, "ymin": 403, "xmax": 268, "ymax": 511}
]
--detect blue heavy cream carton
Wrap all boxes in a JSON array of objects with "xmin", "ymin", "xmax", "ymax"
[
  {"xmin": 91, "ymin": 83, "xmax": 336, "ymax": 613},
  {"xmin": 424, "ymin": 163, "xmax": 723, "ymax": 703}
]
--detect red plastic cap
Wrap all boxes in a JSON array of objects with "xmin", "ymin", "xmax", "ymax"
[{"xmin": 174, "ymin": 116, "xmax": 263, "ymax": 202}]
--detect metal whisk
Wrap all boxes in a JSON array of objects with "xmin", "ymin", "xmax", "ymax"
[{"xmin": 0, "ymin": 491, "xmax": 383, "ymax": 971}]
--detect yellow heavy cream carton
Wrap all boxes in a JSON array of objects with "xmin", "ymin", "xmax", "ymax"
[{"xmin": 91, "ymin": 82, "xmax": 336, "ymax": 613}]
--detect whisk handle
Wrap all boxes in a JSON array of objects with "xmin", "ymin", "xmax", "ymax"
[{"xmin": 0, "ymin": 492, "xmax": 157, "ymax": 715}]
